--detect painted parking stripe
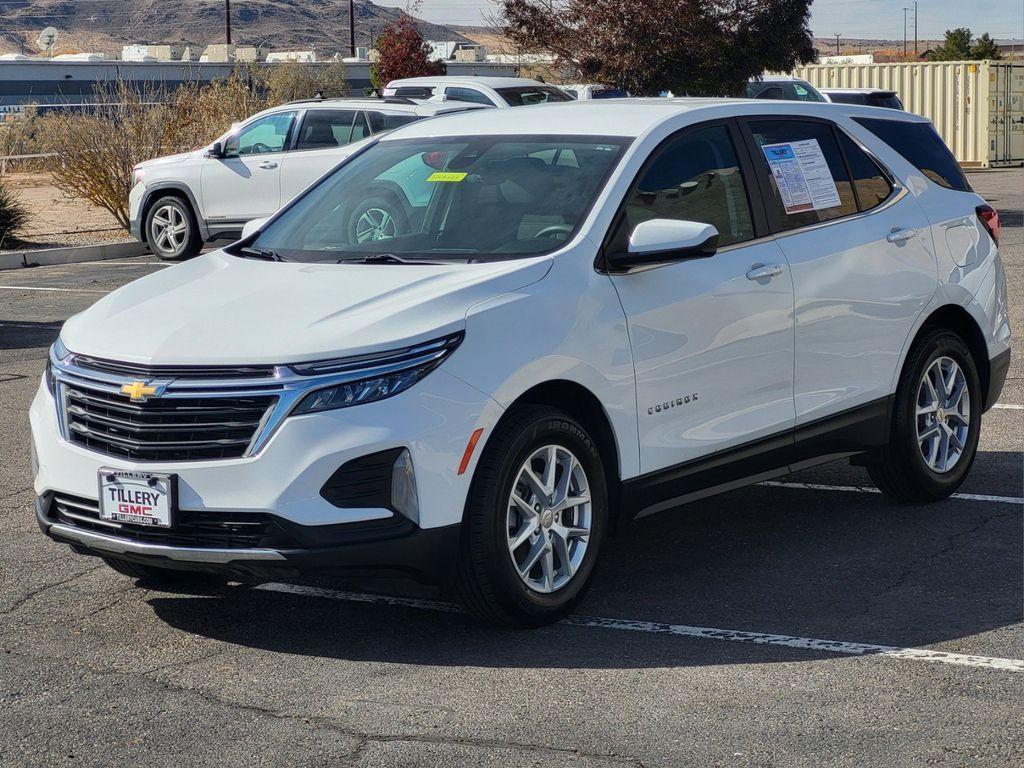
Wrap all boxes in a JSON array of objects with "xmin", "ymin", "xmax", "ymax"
[
  {"xmin": 0, "ymin": 285, "xmax": 107, "ymax": 293},
  {"xmin": 992, "ymin": 403, "xmax": 1024, "ymax": 410},
  {"xmin": 758, "ymin": 481, "xmax": 1023, "ymax": 505},
  {"xmin": 256, "ymin": 582, "xmax": 1024, "ymax": 673}
]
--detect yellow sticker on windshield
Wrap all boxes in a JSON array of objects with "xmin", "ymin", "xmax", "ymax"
[{"xmin": 426, "ymin": 171, "xmax": 467, "ymax": 183}]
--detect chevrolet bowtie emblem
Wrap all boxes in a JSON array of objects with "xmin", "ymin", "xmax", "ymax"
[{"xmin": 120, "ymin": 381, "xmax": 159, "ymax": 402}]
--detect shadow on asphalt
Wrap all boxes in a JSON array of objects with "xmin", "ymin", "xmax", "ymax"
[
  {"xmin": 146, "ymin": 453, "xmax": 1023, "ymax": 668},
  {"xmin": 0, "ymin": 321, "xmax": 61, "ymax": 350}
]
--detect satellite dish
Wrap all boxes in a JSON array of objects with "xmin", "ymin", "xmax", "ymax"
[{"xmin": 37, "ymin": 27, "xmax": 59, "ymax": 56}]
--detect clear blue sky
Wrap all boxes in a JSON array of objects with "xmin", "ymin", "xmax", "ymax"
[{"xmin": 380, "ymin": 0, "xmax": 1024, "ymax": 41}]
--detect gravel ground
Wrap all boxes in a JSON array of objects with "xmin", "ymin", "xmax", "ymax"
[
  {"xmin": 0, "ymin": 169, "xmax": 1020, "ymax": 767},
  {"xmin": 0, "ymin": 172, "xmax": 131, "ymax": 251}
]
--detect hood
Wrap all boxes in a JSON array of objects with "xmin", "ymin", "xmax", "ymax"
[
  {"xmin": 60, "ymin": 250, "xmax": 551, "ymax": 366},
  {"xmin": 137, "ymin": 148, "xmax": 205, "ymax": 170}
]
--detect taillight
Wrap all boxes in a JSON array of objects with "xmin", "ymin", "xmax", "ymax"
[{"xmin": 976, "ymin": 204, "xmax": 1000, "ymax": 246}]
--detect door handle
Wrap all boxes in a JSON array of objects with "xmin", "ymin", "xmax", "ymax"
[
  {"xmin": 886, "ymin": 227, "xmax": 918, "ymax": 244},
  {"xmin": 258, "ymin": 161, "xmax": 278, "ymax": 169},
  {"xmin": 746, "ymin": 263, "xmax": 784, "ymax": 281}
]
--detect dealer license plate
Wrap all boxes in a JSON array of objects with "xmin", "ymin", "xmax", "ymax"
[{"xmin": 97, "ymin": 469, "xmax": 176, "ymax": 528}]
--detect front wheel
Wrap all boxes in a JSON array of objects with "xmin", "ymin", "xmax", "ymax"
[
  {"xmin": 145, "ymin": 196, "xmax": 202, "ymax": 261},
  {"xmin": 867, "ymin": 329, "xmax": 982, "ymax": 502},
  {"xmin": 455, "ymin": 406, "xmax": 608, "ymax": 627}
]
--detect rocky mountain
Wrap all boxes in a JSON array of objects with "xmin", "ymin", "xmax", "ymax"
[{"xmin": 0, "ymin": 0, "xmax": 467, "ymax": 57}]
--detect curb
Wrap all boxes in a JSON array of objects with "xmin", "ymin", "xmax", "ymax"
[{"xmin": 0, "ymin": 241, "xmax": 148, "ymax": 271}]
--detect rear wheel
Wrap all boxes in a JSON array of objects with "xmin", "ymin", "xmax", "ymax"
[
  {"xmin": 346, "ymin": 195, "xmax": 408, "ymax": 244},
  {"xmin": 455, "ymin": 406, "xmax": 608, "ymax": 627},
  {"xmin": 145, "ymin": 196, "xmax": 202, "ymax": 261},
  {"xmin": 867, "ymin": 329, "xmax": 981, "ymax": 502}
]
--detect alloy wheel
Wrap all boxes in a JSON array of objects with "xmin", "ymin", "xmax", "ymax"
[
  {"xmin": 150, "ymin": 204, "xmax": 188, "ymax": 254},
  {"xmin": 355, "ymin": 207, "xmax": 397, "ymax": 243},
  {"xmin": 506, "ymin": 444, "xmax": 592, "ymax": 594},
  {"xmin": 916, "ymin": 356, "xmax": 970, "ymax": 473}
]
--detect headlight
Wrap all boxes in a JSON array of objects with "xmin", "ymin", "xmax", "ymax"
[
  {"xmin": 45, "ymin": 337, "xmax": 70, "ymax": 395},
  {"xmin": 290, "ymin": 332, "xmax": 463, "ymax": 415}
]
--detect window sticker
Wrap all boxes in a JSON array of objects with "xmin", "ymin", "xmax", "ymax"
[
  {"xmin": 760, "ymin": 140, "xmax": 842, "ymax": 214},
  {"xmin": 426, "ymin": 171, "xmax": 468, "ymax": 183}
]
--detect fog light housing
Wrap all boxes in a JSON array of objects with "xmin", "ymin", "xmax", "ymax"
[{"xmin": 390, "ymin": 448, "xmax": 419, "ymax": 523}]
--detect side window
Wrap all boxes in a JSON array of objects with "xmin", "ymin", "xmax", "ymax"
[
  {"xmin": 618, "ymin": 124, "xmax": 755, "ymax": 248},
  {"xmin": 748, "ymin": 119, "xmax": 858, "ymax": 231},
  {"xmin": 224, "ymin": 111, "xmax": 296, "ymax": 157},
  {"xmin": 853, "ymin": 117, "xmax": 970, "ymax": 191},
  {"xmin": 350, "ymin": 112, "xmax": 370, "ymax": 142},
  {"xmin": 445, "ymin": 87, "xmax": 496, "ymax": 106},
  {"xmin": 295, "ymin": 110, "xmax": 357, "ymax": 150},
  {"xmin": 366, "ymin": 111, "xmax": 419, "ymax": 133},
  {"xmin": 837, "ymin": 131, "xmax": 894, "ymax": 212}
]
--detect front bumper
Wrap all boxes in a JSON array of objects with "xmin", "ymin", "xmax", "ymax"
[{"xmin": 36, "ymin": 494, "xmax": 460, "ymax": 582}]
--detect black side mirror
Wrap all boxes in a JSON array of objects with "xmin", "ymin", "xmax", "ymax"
[{"xmin": 205, "ymin": 141, "xmax": 224, "ymax": 159}]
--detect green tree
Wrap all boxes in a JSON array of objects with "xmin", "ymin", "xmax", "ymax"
[
  {"xmin": 501, "ymin": 0, "xmax": 815, "ymax": 96},
  {"xmin": 970, "ymin": 32, "xmax": 1001, "ymax": 60},
  {"xmin": 930, "ymin": 28, "xmax": 1001, "ymax": 61}
]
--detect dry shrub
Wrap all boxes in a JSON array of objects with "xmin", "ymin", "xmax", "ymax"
[
  {"xmin": 0, "ymin": 179, "xmax": 29, "ymax": 248},
  {"xmin": 36, "ymin": 64, "xmax": 347, "ymax": 231}
]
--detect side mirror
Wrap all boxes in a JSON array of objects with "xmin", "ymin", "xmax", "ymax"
[
  {"xmin": 607, "ymin": 219, "xmax": 719, "ymax": 271},
  {"xmin": 205, "ymin": 140, "xmax": 224, "ymax": 159},
  {"xmin": 240, "ymin": 217, "xmax": 268, "ymax": 239}
]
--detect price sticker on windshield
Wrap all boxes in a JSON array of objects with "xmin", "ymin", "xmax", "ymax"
[{"xmin": 427, "ymin": 172, "xmax": 467, "ymax": 183}]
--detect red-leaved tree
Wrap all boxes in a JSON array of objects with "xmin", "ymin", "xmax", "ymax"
[
  {"xmin": 371, "ymin": 11, "xmax": 445, "ymax": 90},
  {"xmin": 501, "ymin": 0, "xmax": 816, "ymax": 96}
]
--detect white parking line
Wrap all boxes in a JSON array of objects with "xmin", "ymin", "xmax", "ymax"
[
  {"xmin": 255, "ymin": 582, "xmax": 1024, "ymax": 673},
  {"xmin": 992, "ymin": 403, "xmax": 1024, "ymax": 410},
  {"xmin": 0, "ymin": 285, "xmax": 107, "ymax": 293},
  {"xmin": 758, "ymin": 481, "xmax": 1024, "ymax": 505}
]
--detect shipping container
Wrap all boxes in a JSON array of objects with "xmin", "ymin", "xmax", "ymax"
[{"xmin": 791, "ymin": 61, "xmax": 1024, "ymax": 167}]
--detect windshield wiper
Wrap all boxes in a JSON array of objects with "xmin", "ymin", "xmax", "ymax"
[
  {"xmin": 239, "ymin": 247, "xmax": 287, "ymax": 262},
  {"xmin": 342, "ymin": 253, "xmax": 443, "ymax": 265}
]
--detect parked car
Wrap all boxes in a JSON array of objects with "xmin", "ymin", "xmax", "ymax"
[
  {"xmin": 562, "ymin": 83, "xmax": 630, "ymax": 100},
  {"xmin": 383, "ymin": 76, "xmax": 572, "ymax": 108},
  {"xmin": 822, "ymin": 88, "xmax": 905, "ymax": 110},
  {"xmin": 129, "ymin": 97, "xmax": 488, "ymax": 260},
  {"xmin": 34, "ymin": 100, "xmax": 1009, "ymax": 627},
  {"xmin": 746, "ymin": 76, "xmax": 829, "ymax": 102}
]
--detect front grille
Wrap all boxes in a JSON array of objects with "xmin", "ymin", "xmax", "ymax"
[
  {"xmin": 72, "ymin": 355, "xmax": 276, "ymax": 380},
  {"xmin": 64, "ymin": 386, "xmax": 276, "ymax": 461},
  {"xmin": 50, "ymin": 494, "xmax": 298, "ymax": 549}
]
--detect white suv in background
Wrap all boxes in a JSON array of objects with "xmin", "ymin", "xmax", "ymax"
[
  {"xmin": 34, "ymin": 100, "xmax": 1009, "ymax": 627},
  {"xmin": 383, "ymin": 76, "xmax": 572, "ymax": 108},
  {"xmin": 129, "ymin": 97, "xmax": 488, "ymax": 260}
]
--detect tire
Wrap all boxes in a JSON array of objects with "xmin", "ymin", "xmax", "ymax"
[
  {"xmin": 145, "ymin": 195, "xmax": 202, "ymax": 261},
  {"xmin": 346, "ymin": 195, "xmax": 408, "ymax": 245},
  {"xmin": 867, "ymin": 328, "xmax": 982, "ymax": 503},
  {"xmin": 455, "ymin": 405, "xmax": 608, "ymax": 628},
  {"xmin": 102, "ymin": 557, "xmax": 224, "ymax": 588}
]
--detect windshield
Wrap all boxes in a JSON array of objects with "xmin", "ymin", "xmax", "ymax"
[
  {"xmin": 249, "ymin": 135, "xmax": 629, "ymax": 263},
  {"xmin": 496, "ymin": 86, "xmax": 573, "ymax": 106},
  {"xmin": 746, "ymin": 80, "xmax": 827, "ymax": 103}
]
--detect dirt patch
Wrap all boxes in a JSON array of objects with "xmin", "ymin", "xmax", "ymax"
[{"xmin": 0, "ymin": 172, "xmax": 131, "ymax": 252}]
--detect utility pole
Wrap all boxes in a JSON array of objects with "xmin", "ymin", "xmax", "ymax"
[
  {"xmin": 834, "ymin": 33, "xmax": 841, "ymax": 56},
  {"xmin": 225, "ymin": 0, "xmax": 232, "ymax": 45},
  {"xmin": 913, "ymin": 0, "xmax": 918, "ymax": 57},
  {"xmin": 349, "ymin": 0, "xmax": 356, "ymax": 58},
  {"xmin": 902, "ymin": 7, "xmax": 908, "ymax": 59}
]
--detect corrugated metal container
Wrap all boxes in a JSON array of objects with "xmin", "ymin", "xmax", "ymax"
[{"xmin": 791, "ymin": 61, "xmax": 1024, "ymax": 167}]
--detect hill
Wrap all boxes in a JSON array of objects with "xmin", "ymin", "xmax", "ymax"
[{"xmin": 0, "ymin": 0, "xmax": 467, "ymax": 57}]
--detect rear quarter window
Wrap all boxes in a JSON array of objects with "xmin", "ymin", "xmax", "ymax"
[{"xmin": 853, "ymin": 118, "xmax": 970, "ymax": 191}]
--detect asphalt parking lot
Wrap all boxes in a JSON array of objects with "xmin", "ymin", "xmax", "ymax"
[{"xmin": 1, "ymin": 169, "xmax": 1021, "ymax": 767}]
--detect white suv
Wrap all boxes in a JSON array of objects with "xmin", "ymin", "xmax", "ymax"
[
  {"xmin": 129, "ymin": 97, "xmax": 488, "ymax": 260},
  {"xmin": 34, "ymin": 100, "xmax": 1010, "ymax": 627},
  {"xmin": 383, "ymin": 76, "xmax": 572, "ymax": 108}
]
